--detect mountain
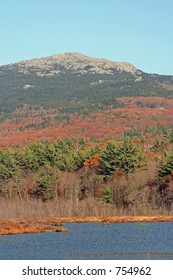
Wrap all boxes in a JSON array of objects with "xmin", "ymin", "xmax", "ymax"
[
  {"xmin": 0, "ymin": 52, "xmax": 173, "ymax": 117},
  {"xmin": 2, "ymin": 52, "xmax": 140, "ymax": 76},
  {"xmin": 0, "ymin": 53, "xmax": 173, "ymax": 147}
]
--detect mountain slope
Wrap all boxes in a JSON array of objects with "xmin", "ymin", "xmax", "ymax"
[
  {"xmin": 3, "ymin": 52, "xmax": 140, "ymax": 76},
  {"xmin": 0, "ymin": 52, "xmax": 173, "ymax": 116}
]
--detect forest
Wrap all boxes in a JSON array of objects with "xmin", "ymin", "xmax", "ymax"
[
  {"xmin": 0, "ymin": 59, "xmax": 173, "ymax": 117},
  {"xmin": 1, "ymin": 54, "xmax": 173, "ymax": 220},
  {"xmin": 1, "ymin": 133, "xmax": 173, "ymax": 219}
]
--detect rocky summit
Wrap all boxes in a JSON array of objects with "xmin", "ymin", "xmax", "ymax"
[
  {"xmin": 3, "ymin": 52, "xmax": 141, "ymax": 77},
  {"xmin": 0, "ymin": 52, "xmax": 173, "ymax": 115}
]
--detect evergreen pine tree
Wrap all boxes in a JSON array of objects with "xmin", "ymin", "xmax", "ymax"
[{"xmin": 99, "ymin": 138, "xmax": 146, "ymax": 176}]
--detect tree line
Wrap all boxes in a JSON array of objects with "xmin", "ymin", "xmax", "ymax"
[{"xmin": 0, "ymin": 137, "xmax": 173, "ymax": 214}]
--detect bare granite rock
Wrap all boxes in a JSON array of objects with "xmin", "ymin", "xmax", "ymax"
[{"xmin": 5, "ymin": 52, "xmax": 141, "ymax": 77}]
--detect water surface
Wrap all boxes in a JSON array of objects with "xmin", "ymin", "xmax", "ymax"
[{"xmin": 0, "ymin": 222, "xmax": 173, "ymax": 260}]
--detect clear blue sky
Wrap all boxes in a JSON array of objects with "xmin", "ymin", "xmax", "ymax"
[{"xmin": 1, "ymin": 0, "xmax": 173, "ymax": 74}]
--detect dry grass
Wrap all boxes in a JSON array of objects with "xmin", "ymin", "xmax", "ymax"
[
  {"xmin": 0, "ymin": 219, "xmax": 54, "ymax": 235},
  {"xmin": 0, "ymin": 159, "xmax": 173, "ymax": 234},
  {"xmin": 0, "ymin": 193, "xmax": 172, "ymax": 221},
  {"xmin": 0, "ymin": 197, "xmax": 123, "ymax": 219},
  {"xmin": 1, "ymin": 215, "xmax": 173, "ymax": 235}
]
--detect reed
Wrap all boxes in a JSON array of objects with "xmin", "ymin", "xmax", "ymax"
[{"xmin": 0, "ymin": 195, "xmax": 172, "ymax": 220}]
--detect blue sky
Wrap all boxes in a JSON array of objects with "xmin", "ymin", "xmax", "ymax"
[{"xmin": 1, "ymin": 0, "xmax": 173, "ymax": 74}]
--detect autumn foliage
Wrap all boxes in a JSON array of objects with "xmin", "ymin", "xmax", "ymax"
[
  {"xmin": 0, "ymin": 97, "xmax": 173, "ymax": 219},
  {"xmin": 0, "ymin": 130, "xmax": 173, "ymax": 219},
  {"xmin": 0, "ymin": 96, "xmax": 173, "ymax": 148}
]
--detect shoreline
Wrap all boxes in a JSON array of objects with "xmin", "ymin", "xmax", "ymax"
[{"xmin": 1, "ymin": 215, "xmax": 173, "ymax": 235}]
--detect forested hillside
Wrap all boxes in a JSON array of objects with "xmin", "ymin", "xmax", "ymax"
[
  {"xmin": 0, "ymin": 52, "xmax": 173, "ymax": 116},
  {"xmin": 1, "ymin": 134, "xmax": 173, "ymax": 218},
  {"xmin": 1, "ymin": 53, "xmax": 173, "ymax": 217}
]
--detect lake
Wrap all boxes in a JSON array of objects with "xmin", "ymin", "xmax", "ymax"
[{"xmin": 0, "ymin": 222, "xmax": 173, "ymax": 260}]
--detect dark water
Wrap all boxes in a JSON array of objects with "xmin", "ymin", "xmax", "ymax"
[{"xmin": 0, "ymin": 222, "xmax": 173, "ymax": 260}]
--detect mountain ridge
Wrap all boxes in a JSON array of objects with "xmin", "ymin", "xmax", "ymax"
[
  {"xmin": 1, "ymin": 52, "xmax": 141, "ymax": 77},
  {"xmin": 0, "ymin": 53, "xmax": 173, "ymax": 147},
  {"xmin": 0, "ymin": 52, "xmax": 173, "ymax": 116}
]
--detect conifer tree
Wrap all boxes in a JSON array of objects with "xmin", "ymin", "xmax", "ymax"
[
  {"xmin": 158, "ymin": 152, "xmax": 173, "ymax": 177},
  {"xmin": 99, "ymin": 138, "xmax": 146, "ymax": 176}
]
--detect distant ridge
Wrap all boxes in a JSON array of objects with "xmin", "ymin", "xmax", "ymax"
[
  {"xmin": 2, "ymin": 52, "xmax": 141, "ymax": 77},
  {"xmin": 0, "ymin": 52, "xmax": 173, "ymax": 115}
]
